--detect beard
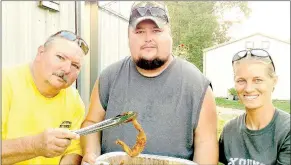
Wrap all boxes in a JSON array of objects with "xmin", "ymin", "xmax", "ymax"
[{"xmin": 135, "ymin": 58, "xmax": 166, "ymax": 70}]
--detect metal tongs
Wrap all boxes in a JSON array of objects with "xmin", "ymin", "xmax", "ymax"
[{"xmin": 72, "ymin": 111, "xmax": 137, "ymax": 136}]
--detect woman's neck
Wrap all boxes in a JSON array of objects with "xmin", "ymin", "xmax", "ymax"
[{"xmin": 245, "ymin": 104, "xmax": 275, "ymax": 130}]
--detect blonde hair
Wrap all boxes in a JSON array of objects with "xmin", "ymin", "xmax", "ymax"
[{"xmin": 233, "ymin": 55, "xmax": 276, "ymax": 78}]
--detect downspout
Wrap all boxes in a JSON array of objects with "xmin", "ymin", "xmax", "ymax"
[
  {"xmin": 75, "ymin": 1, "xmax": 78, "ymax": 88},
  {"xmin": 75, "ymin": 1, "xmax": 82, "ymax": 92},
  {"xmin": 75, "ymin": 1, "xmax": 77, "ymax": 34}
]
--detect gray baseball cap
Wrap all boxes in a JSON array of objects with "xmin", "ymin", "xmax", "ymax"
[{"xmin": 129, "ymin": 1, "xmax": 170, "ymax": 29}]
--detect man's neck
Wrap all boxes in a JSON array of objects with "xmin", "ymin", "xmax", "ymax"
[
  {"xmin": 30, "ymin": 63, "xmax": 60, "ymax": 98},
  {"xmin": 136, "ymin": 55, "xmax": 174, "ymax": 77}
]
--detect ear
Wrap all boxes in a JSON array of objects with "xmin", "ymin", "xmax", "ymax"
[
  {"xmin": 128, "ymin": 26, "xmax": 134, "ymax": 39},
  {"xmin": 272, "ymin": 75, "xmax": 278, "ymax": 92},
  {"xmin": 37, "ymin": 45, "xmax": 45, "ymax": 57},
  {"xmin": 166, "ymin": 25, "xmax": 172, "ymax": 37}
]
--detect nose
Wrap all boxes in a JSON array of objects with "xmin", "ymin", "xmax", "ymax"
[
  {"xmin": 62, "ymin": 61, "xmax": 71, "ymax": 74},
  {"xmin": 145, "ymin": 32, "xmax": 153, "ymax": 43},
  {"xmin": 244, "ymin": 81, "xmax": 255, "ymax": 93}
]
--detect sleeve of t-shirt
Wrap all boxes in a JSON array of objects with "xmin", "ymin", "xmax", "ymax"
[
  {"xmin": 63, "ymin": 90, "xmax": 86, "ymax": 156},
  {"xmin": 276, "ymin": 130, "xmax": 290, "ymax": 165},
  {"xmin": 2, "ymin": 71, "xmax": 12, "ymax": 140},
  {"xmin": 218, "ymin": 129, "xmax": 227, "ymax": 165}
]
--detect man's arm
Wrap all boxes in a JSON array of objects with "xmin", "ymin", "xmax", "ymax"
[
  {"xmin": 81, "ymin": 79, "xmax": 106, "ymax": 164},
  {"xmin": 2, "ymin": 136, "xmax": 38, "ymax": 164},
  {"xmin": 2, "ymin": 129, "xmax": 79, "ymax": 165},
  {"xmin": 193, "ymin": 86, "xmax": 218, "ymax": 164}
]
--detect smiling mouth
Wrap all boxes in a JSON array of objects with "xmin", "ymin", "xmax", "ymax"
[{"xmin": 244, "ymin": 95, "xmax": 259, "ymax": 100}]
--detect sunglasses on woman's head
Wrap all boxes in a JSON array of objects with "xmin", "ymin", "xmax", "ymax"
[
  {"xmin": 51, "ymin": 30, "xmax": 89, "ymax": 55},
  {"xmin": 232, "ymin": 49, "xmax": 275, "ymax": 72}
]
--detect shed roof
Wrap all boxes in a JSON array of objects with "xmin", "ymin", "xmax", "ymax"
[{"xmin": 203, "ymin": 32, "xmax": 290, "ymax": 53}]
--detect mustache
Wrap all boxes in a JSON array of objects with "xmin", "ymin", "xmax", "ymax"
[
  {"xmin": 141, "ymin": 44, "xmax": 157, "ymax": 49},
  {"xmin": 52, "ymin": 72, "xmax": 68, "ymax": 83}
]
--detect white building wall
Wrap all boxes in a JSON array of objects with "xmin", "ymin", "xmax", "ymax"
[
  {"xmin": 77, "ymin": 2, "xmax": 133, "ymax": 110},
  {"xmin": 204, "ymin": 34, "xmax": 290, "ymax": 100},
  {"xmin": 98, "ymin": 5, "xmax": 130, "ymax": 72},
  {"xmin": 266, "ymin": 40, "xmax": 290, "ymax": 100},
  {"xmin": 75, "ymin": 1, "xmax": 95, "ymax": 110},
  {"xmin": 2, "ymin": 1, "xmax": 76, "ymax": 68}
]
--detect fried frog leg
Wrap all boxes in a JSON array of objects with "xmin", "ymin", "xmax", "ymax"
[{"xmin": 116, "ymin": 119, "xmax": 147, "ymax": 157}]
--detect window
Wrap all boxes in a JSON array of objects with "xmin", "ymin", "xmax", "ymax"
[
  {"xmin": 245, "ymin": 41, "xmax": 254, "ymax": 49},
  {"xmin": 261, "ymin": 41, "xmax": 270, "ymax": 50}
]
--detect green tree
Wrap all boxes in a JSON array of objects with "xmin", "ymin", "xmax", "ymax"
[{"xmin": 166, "ymin": 1, "xmax": 251, "ymax": 71}]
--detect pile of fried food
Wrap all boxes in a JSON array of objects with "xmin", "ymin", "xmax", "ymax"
[{"xmin": 115, "ymin": 112, "xmax": 147, "ymax": 165}]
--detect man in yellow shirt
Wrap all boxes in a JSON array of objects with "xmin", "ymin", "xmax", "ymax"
[{"xmin": 2, "ymin": 30, "xmax": 89, "ymax": 165}]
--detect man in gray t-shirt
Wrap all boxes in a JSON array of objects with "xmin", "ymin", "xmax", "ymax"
[
  {"xmin": 80, "ymin": 1, "xmax": 218, "ymax": 165},
  {"xmin": 219, "ymin": 109, "xmax": 290, "ymax": 165}
]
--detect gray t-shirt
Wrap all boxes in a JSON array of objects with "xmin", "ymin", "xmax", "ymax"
[
  {"xmin": 219, "ymin": 109, "xmax": 290, "ymax": 165},
  {"xmin": 98, "ymin": 56, "xmax": 210, "ymax": 160}
]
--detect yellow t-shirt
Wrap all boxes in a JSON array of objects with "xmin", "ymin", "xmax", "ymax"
[{"xmin": 2, "ymin": 64, "xmax": 85, "ymax": 165}]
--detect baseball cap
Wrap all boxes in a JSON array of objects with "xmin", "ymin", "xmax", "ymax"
[{"xmin": 129, "ymin": 1, "xmax": 170, "ymax": 29}]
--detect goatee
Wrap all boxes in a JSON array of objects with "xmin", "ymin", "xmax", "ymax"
[{"xmin": 135, "ymin": 58, "xmax": 166, "ymax": 70}]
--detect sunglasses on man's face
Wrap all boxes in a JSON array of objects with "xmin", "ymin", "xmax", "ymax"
[
  {"xmin": 130, "ymin": 7, "xmax": 169, "ymax": 23},
  {"xmin": 232, "ymin": 49, "xmax": 275, "ymax": 72},
  {"xmin": 53, "ymin": 30, "xmax": 89, "ymax": 55}
]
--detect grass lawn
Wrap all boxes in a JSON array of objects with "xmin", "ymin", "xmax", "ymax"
[
  {"xmin": 218, "ymin": 115, "xmax": 238, "ymax": 138},
  {"xmin": 215, "ymin": 97, "xmax": 290, "ymax": 113}
]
